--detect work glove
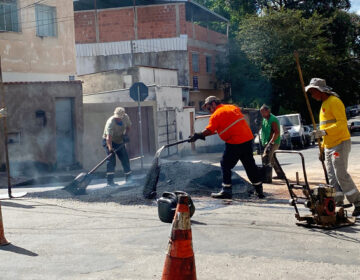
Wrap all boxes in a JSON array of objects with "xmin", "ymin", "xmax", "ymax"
[
  {"xmin": 311, "ymin": 129, "xmax": 326, "ymax": 139},
  {"xmin": 0, "ymin": 107, "xmax": 7, "ymax": 118},
  {"xmin": 319, "ymin": 147, "xmax": 325, "ymax": 162},
  {"xmin": 188, "ymin": 132, "xmax": 205, "ymax": 142},
  {"xmin": 123, "ymin": 134, "xmax": 130, "ymax": 143}
]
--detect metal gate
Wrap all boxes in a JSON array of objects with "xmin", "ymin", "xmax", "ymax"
[{"xmin": 158, "ymin": 109, "xmax": 177, "ymax": 156}]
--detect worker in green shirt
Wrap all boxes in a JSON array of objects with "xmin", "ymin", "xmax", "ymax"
[{"xmin": 260, "ymin": 104, "xmax": 285, "ymax": 181}]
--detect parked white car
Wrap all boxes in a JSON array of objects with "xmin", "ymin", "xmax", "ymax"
[{"xmin": 277, "ymin": 113, "xmax": 306, "ymax": 148}]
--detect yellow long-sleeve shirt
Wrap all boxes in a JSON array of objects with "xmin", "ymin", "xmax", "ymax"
[{"xmin": 319, "ymin": 95, "xmax": 350, "ymax": 149}]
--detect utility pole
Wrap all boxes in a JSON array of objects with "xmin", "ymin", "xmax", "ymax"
[
  {"xmin": 94, "ymin": 0, "xmax": 99, "ymax": 43},
  {"xmin": 0, "ymin": 57, "xmax": 12, "ymax": 198}
]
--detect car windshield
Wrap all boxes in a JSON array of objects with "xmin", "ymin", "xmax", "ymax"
[
  {"xmin": 277, "ymin": 115, "xmax": 300, "ymax": 126},
  {"xmin": 353, "ymin": 122, "xmax": 360, "ymax": 126}
]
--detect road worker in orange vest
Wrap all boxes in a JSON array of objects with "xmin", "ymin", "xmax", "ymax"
[{"xmin": 189, "ymin": 96, "xmax": 264, "ymax": 199}]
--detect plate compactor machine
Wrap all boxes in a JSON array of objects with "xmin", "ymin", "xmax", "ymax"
[{"xmin": 274, "ymin": 151, "xmax": 356, "ymax": 229}]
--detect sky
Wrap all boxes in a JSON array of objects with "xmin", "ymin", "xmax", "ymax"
[{"xmin": 350, "ymin": 0, "xmax": 360, "ymax": 15}]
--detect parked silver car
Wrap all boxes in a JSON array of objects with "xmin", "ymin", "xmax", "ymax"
[
  {"xmin": 303, "ymin": 125, "xmax": 315, "ymax": 146},
  {"xmin": 253, "ymin": 125, "xmax": 292, "ymax": 154}
]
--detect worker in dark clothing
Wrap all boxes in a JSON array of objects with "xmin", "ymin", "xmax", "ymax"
[
  {"xmin": 189, "ymin": 96, "xmax": 264, "ymax": 199},
  {"xmin": 102, "ymin": 107, "xmax": 132, "ymax": 187}
]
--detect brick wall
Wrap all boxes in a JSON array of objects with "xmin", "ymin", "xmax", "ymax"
[
  {"xmin": 185, "ymin": 22, "xmax": 227, "ymax": 45},
  {"xmin": 74, "ymin": 11, "xmax": 97, "ymax": 43},
  {"xmin": 99, "ymin": 9, "xmax": 135, "ymax": 42},
  {"xmin": 188, "ymin": 46, "xmax": 217, "ymax": 89},
  {"xmin": 74, "ymin": 4, "xmax": 227, "ymax": 45},
  {"xmin": 137, "ymin": 5, "xmax": 177, "ymax": 39},
  {"xmin": 75, "ymin": 4, "xmax": 182, "ymax": 43}
]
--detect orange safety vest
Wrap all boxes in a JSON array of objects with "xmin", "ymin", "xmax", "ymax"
[{"xmin": 206, "ymin": 104, "xmax": 253, "ymax": 144}]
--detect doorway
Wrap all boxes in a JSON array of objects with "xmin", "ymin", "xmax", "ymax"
[{"xmin": 55, "ymin": 98, "xmax": 75, "ymax": 169}]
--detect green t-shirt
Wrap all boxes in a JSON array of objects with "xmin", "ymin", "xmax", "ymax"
[
  {"xmin": 261, "ymin": 113, "xmax": 280, "ymax": 146},
  {"xmin": 103, "ymin": 114, "xmax": 131, "ymax": 144}
]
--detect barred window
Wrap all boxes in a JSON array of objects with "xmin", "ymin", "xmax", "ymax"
[
  {"xmin": 192, "ymin": 53, "xmax": 199, "ymax": 73},
  {"xmin": 206, "ymin": 56, "xmax": 212, "ymax": 73},
  {"xmin": 35, "ymin": 4, "xmax": 57, "ymax": 37},
  {"xmin": 0, "ymin": 0, "xmax": 19, "ymax": 32}
]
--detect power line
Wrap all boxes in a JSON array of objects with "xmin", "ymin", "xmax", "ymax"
[{"xmin": 0, "ymin": 0, "xmax": 46, "ymax": 18}]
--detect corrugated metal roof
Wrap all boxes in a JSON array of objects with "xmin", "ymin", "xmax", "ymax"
[
  {"xmin": 76, "ymin": 37, "xmax": 188, "ymax": 57},
  {"xmin": 3, "ymin": 81, "xmax": 82, "ymax": 85}
]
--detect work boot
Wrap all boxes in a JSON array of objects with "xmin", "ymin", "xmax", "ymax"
[
  {"xmin": 254, "ymin": 184, "xmax": 265, "ymax": 199},
  {"xmin": 211, "ymin": 187, "xmax": 232, "ymax": 199},
  {"xmin": 125, "ymin": 172, "xmax": 132, "ymax": 182},
  {"xmin": 106, "ymin": 181, "xmax": 118, "ymax": 188},
  {"xmin": 352, "ymin": 205, "xmax": 360, "ymax": 217}
]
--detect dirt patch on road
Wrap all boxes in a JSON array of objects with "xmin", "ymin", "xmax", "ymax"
[{"xmin": 28, "ymin": 161, "xmax": 253, "ymax": 205}]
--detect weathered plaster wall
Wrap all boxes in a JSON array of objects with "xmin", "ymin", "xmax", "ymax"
[
  {"xmin": 82, "ymin": 101, "xmax": 157, "ymax": 170},
  {"xmin": 0, "ymin": 0, "xmax": 77, "ymax": 82},
  {"xmin": 0, "ymin": 81, "xmax": 83, "ymax": 175},
  {"xmin": 76, "ymin": 50, "xmax": 190, "ymax": 87}
]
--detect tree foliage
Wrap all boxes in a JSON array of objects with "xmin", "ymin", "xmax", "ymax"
[
  {"xmin": 238, "ymin": 9, "xmax": 360, "ymax": 119},
  {"xmin": 195, "ymin": 0, "xmax": 360, "ymax": 118},
  {"xmin": 257, "ymin": 0, "xmax": 351, "ymax": 16}
]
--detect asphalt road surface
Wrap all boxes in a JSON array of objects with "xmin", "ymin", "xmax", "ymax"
[{"xmin": 1, "ymin": 127, "xmax": 360, "ymax": 279}]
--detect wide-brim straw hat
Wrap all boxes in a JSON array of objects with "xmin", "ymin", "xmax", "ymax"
[
  {"xmin": 113, "ymin": 107, "xmax": 126, "ymax": 118},
  {"xmin": 305, "ymin": 78, "xmax": 339, "ymax": 97}
]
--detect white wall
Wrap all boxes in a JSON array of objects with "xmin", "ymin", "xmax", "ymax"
[
  {"xmin": 139, "ymin": 67, "xmax": 178, "ymax": 85},
  {"xmin": 176, "ymin": 107, "xmax": 195, "ymax": 153},
  {"xmin": 155, "ymin": 87, "xmax": 183, "ymax": 111},
  {"xmin": 83, "ymin": 87, "xmax": 157, "ymax": 104},
  {"xmin": 194, "ymin": 115, "xmax": 223, "ymax": 149}
]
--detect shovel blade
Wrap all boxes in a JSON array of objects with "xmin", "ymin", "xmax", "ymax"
[{"xmin": 63, "ymin": 172, "xmax": 92, "ymax": 195}]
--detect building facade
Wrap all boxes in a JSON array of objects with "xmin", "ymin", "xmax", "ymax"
[
  {"xmin": 73, "ymin": 0, "xmax": 229, "ymax": 111},
  {"xmin": 0, "ymin": 0, "xmax": 83, "ymax": 174},
  {"xmin": 0, "ymin": 0, "xmax": 76, "ymax": 82}
]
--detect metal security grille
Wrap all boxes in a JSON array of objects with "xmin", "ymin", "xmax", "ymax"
[{"xmin": 158, "ymin": 110, "xmax": 177, "ymax": 156}]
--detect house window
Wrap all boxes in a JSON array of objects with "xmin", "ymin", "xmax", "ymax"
[
  {"xmin": 0, "ymin": 0, "xmax": 19, "ymax": 32},
  {"xmin": 192, "ymin": 53, "xmax": 199, "ymax": 73},
  {"xmin": 206, "ymin": 56, "xmax": 212, "ymax": 73},
  {"xmin": 35, "ymin": 4, "xmax": 57, "ymax": 37},
  {"xmin": 193, "ymin": 76, "xmax": 198, "ymax": 90}
]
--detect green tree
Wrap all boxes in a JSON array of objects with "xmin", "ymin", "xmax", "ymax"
[
  {"xmin": 237, "ymin": 9, "xmax": 360, "ymax": 120},
  {"xmin": 257, "ymin": 0, "xmax": 350, "ymax": 16},
  {"xmin": 195, "ymin": 0, "xmax": 257, "ymax": 37}
]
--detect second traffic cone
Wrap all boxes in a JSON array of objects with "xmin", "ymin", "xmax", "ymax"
[
  {"xmin": 0, "ymin": 201, "xmax": 10, "ymax": 246},
  {"xmin": 161, "ymin": 194, "xmax": 196, "ymax": 280}
]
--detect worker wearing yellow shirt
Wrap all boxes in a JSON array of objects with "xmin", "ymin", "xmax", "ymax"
[{"xmin": 306, "ymin": 78, "xmax": 360, "ymax": 217}]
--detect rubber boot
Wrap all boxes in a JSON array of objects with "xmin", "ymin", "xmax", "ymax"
[
  {"xmin": 254, "ymin": 184, "xmax": 265, "ymax": 199},
  {"xmin": 106, "ymin": 180, "xmax": 118, "ymax": 187},
  {"xmin": 211, "ymin": 187, "xmax": 232, "ymax": 199},
  {"xmin": 125, "ymin": 172, "xmax": 132, "ymax": 182}
]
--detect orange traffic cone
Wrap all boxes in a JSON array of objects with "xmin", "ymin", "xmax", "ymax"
[
  {"xmin": 161, "ymin": 194, "xmax": 196, "ymax": 280},
  {"xmin": 0, "ymin": 201, "xmax": 10, "ymax": 246}
]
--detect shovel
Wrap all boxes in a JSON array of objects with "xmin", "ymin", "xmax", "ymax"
[
  {"xmin": 63, "ymin": 146, "xmax": 122, "ymax": 195},
  {"xmin": 143, "ymin": 139, "xmax": 190, "ymax": 199}
]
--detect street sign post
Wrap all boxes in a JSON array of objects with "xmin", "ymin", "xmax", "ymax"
[{"xmin": 129, "ymin": 82, "xmax": 148, "ymax": 169}]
